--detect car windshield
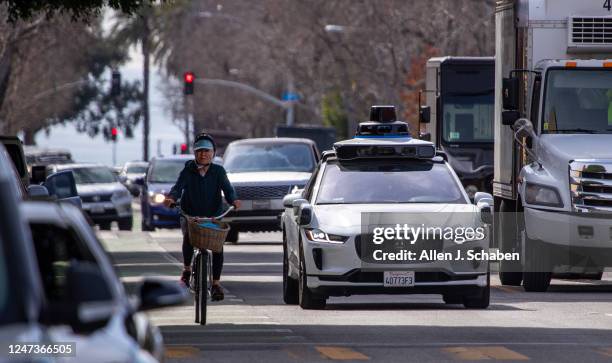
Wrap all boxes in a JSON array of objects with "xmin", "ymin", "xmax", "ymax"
[
  {"xmin": 149, "ymin": 159, "xmax": 187, "ymax": 183},
  {"xmin": 542, "ymin": 69, "xmax": 612, "ymax": 134},
  {"xmin": 442, "ymin": 93, "xmax": 494, "ymax": 143},
  {"xmin": 224, "ymin": 143, "xmax": 315, "ymax": 173},
  {"xmin": 316, "ymin": 160, "xmax": 466, "ymax": 204},
  {"xmin": 71, "ymin": 166, "xmax": 116, "ymax": 184},
  {"xmin": 126, "ymin": 165, "xmax": 147, "ymax": 174}
]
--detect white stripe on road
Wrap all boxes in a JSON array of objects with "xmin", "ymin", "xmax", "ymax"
[{"xmin": 161, "ymin": 328, "xmax": 293, "ymax": 334}]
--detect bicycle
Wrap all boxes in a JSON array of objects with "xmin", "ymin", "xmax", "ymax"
[{"xmin": 175, "ymin": 205, "xmax": 234, "ymax": 325}]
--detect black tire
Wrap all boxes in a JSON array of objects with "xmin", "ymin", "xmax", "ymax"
[
  {"xmin": 99, "ymin": 222, "xmax": 111, "ymax": 231},
  {"xmin": 498, "ymin": 200, "xmax": 523, "ymax": 286},
  {"xmin": 141, "ymin": 220, "xmax": 154, "ymax": 232},
  {"xmin": 195, "ymin": 252, "xmax": 207, "ymax": 325},
  {"xmin": 226, "ymin": 228, "xmax": 239, "ymax": 244},
  {"xmin": 283, "ymin": 234, "xmax": 299, "ymax": 305},
  {"xmin": 298, "ymin": 246, "xmax": 326, "ymax": 310},
  {"xmin": 442, "ymin": 295, "xmax": 463, "ymax": 304},
  {"xmin": 522, "ymin": 217, "xmax": 552, "ymax": 292},
  {"xmin": 118, "ymin": 217, "xmax": 133, "ymax": 231},
  {"xmin": 463, "ymin": 273, "xmax": 490, "ymax": 309}
]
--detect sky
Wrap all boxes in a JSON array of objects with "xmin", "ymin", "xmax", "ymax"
[{"xmin": 33, "ymin": 37, "xmax": 185, "ymax": 167}]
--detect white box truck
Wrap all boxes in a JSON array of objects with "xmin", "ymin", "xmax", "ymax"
[
  {"xmin": 495, "ymin": 0, "xmax": 612, "ymax": 291},
  {"xmin": 420, "ymin": 57, "xmax": 495, "ymax": 198}
]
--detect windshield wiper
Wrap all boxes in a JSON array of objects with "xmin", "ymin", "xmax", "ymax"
[{"xmin": 553, "ymin": 128, "xmax": 597, "ymax": 134}]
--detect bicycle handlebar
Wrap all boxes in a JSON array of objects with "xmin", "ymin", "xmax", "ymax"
[{"xmin": 173, "ymin": 204, "xmax": 235, "ymax": 223}]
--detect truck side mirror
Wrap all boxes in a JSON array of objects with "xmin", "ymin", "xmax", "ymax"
[
  {"xmin": 502, "ymin": 110, "xmax": 521, "ymax": 126},
  {"xmin": 502, "ymin": 77, "xmax": 519, "ymax": 110},
  {"xmin": 419, "ymin": 105, "xmax": 431, "ymax": 124}
]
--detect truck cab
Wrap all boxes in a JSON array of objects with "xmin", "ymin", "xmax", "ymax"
[
  {"xmin": 420, "ymin": 57, "xmax": 495, "ymax": 198},
  {"xmin": 494, "ymin": 0, "xmax": 612, "ymax": 291}
]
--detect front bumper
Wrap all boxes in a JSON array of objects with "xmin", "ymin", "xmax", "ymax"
[
  {"xmin": 223, "ymin": 199, "xmax": 283, "ymax": 231},
  {"xmin": 82, "ymin": 200, "xmax": 132, "ymax": 221},
  {"xmin": 148, "ymin": 204, "xmax": 180, "ymax": 228}
]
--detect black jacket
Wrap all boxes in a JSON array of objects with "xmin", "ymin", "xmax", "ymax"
[{"xmin": 168, "ymin": 160, "xmax": 237, "ymax": 217}]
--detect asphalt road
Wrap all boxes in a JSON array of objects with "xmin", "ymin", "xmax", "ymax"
[{"xmin": 100, "ymin": 206, "xmax": 612, "ymax": 362}]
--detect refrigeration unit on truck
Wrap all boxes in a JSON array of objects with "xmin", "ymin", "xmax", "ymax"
[
  {"xmin": 419, "ymin": 57, "xmax": 495, "ymax": 198},
  {"xmin": 495, "ymin": 0, "xmax": 612, "ymax": 292}
]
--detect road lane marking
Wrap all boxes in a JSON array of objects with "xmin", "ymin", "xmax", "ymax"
[
  {"xmin": 599, "ymin": 347, "xmax": 612, "ymax": 358},
  {"xmin": 164, "ymin": 346, "xmax": 199, "ymax": 358},
  {"xmin": 444, "ymin": 346, "xmax": 529, "ymax": 360},
  {"xmin": 316, "ymin": 346, "xmax": 369, "ymax": 360}
]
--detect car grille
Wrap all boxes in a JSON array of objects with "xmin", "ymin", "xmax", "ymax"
[
  {"xmin": 81, "ymin": 194, "xmax": 113, "ymax": 203},
  {"xmin": 570, "ymin": 161, "xmax": 612, "ymax": 213},
  {"xmin": 354, "ymin": 234, "xmax": 444, "ymax": 264},
  {"xmin": 234, "ymin": 185, "xmax": 295, "ymax": 200}
]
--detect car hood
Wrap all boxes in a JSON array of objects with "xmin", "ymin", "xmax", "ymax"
[
  {"xmin": 312, "ymin": 203, "xmax": 480, "ymax": 234},
  {"xmin": 148, "ymin": 183, "xmax": 175, "ymax": 194},
  {"xmin": 77, "ymin": 183, "xmax": 125, "ymax": 195},
  {"xmin": 228, "ymin": 171, "xmax": 311, "ymax": 184}
]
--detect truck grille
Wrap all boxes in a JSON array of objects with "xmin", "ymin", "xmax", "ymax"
[
  {"xmin": 569, "ymin": 161, "xmax": 612, "ymax": 213},
  {"xmin": 570, "ymin": 17, "xmax": 612, "ymax": 47},
  {"xmin": 234, "ymin": 185, "xmax": 294, "ymax": 200}
]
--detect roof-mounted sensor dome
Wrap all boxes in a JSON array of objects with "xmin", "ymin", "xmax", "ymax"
[{"xmin": 356, "ymin": 105, "xmax": 411, "ymax": 137}]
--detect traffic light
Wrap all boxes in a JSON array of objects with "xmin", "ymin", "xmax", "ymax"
[
  {"xmin": 111, "ymin": 127, "xmax": 118, "ymax": 142},
  {"xmin": 183, "ymin": 72, "xmax": 195, "ymax": 95},
  {"xmin": 180, "ymin": 143, "xmax": 188, "ymax": 154},
  {"xmin": 111, "ymin": 70, "xmax": 121, "ymax": 96}
]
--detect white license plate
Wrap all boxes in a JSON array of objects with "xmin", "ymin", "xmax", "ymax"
[
  {"xmin": 384, "ymin": 271, "xmax": 415, "ymax": 287},
  {"xmin": 90, "ymin": 205, "xmax": 105, "ymax": 214},
  {"xmin": 252, "ymin": 200, "xmax": 271, "ymax": 210}
]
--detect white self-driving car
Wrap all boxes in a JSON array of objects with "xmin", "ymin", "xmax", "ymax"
[{"xmin": 281, "ymin": 106, "xmax": 494, "ymax": 310}]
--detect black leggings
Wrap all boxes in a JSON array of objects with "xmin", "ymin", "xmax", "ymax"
[{"xmin": 181, "ymin": 217, "xmax": 224, "ymax": 280}]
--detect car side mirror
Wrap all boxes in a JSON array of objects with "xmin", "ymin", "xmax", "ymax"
[
  {"xmin": 502, "ymin": 110, "xmax": 521, "ymax": 126},
  {"xmin": 283, "ymin": 193, "xmax": 302, "ymax": 208},
  {"xmin": 138, "ymin": 278, "xmax": 188, "ymax": 311},
  {"xmin": 419, "ymin": 132, "xmax": 431, "ymax": 141},
  {"xmin": 134, "ymin": 176, "xmax": 145, "ymax": 186},
  {"xmin": 292, "ymin": 198, "xmax": 307, "ymax": 215},
  {"xmin": 44, "ymin": 170, "xmax": 82, "ymax": 209},
  {"xmin": 502, "ymin": 76, "xmax": 519, "ymax": 110},
  {"xmin": 419, "ymin": 105, "xmax": 431, "ymax": 124},
  {"xmin": 298, "ymin": 203, "xmax": 313, "ymax": 226},
  {"xmin": 27, "ymin": 184, "xmax": 49, "ymax": 198}
]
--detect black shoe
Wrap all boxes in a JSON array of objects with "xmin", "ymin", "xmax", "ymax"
[
  {"xmin": 211, "ymin": 284, "xmax": 224, "ymax": 301},
  {"xmin": 180, "ymin": 269, "xmax": 191, "ymax": 287}
]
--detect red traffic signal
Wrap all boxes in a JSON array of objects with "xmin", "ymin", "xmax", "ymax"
[
  {"xmin": 111, "ymin": 127, "xmax": 118, "ymax": 141},
  {"xmin": 184, "ymin": 72, "xmax": 195, "ymax": 95},
  {"xmin": 180, "ymin": 143, "xmax": 188, "ymax": 154}
]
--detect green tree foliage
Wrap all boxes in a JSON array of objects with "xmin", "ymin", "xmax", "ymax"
[{"xmin": 322, "ymin": 91, "xmax": 348, "ymax": 139}]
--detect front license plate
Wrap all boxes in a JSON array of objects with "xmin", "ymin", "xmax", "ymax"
[
  {"xmin": 252, "ymin": 200, "xmax": 271, "ymax": 210},
  {"xmin": 384, "ymin": 271, "xmax": 415, "ymax": 287},
  {"xmin": 90, "ymin": 205, "xmax": 105, "ymax": 214}
]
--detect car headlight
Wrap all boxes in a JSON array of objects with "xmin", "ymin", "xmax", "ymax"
[
  {"xmin": 305, "ymin": 229, "xmax": 348, "ymax": 243},
  {"xmin": 149, "ymin": 192, "xmax": 166, "ymax": 204},
  {"xmin": 525, "ymin": 182, "xmax": 563, "ymax": 208},
  {"xmin": 112, "ymin": 189, "xmax": 129, "ymax": 200}
]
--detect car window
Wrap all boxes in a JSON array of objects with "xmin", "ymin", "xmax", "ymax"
[
  {"xmin": 224, "ymin": 143, "xmax": 315, "ymax": 173},
  {"xmin": 70, "ymin": 167, "xmax": 115, "ymax": 184},
  {"xmin": 149, "ymin": 159, "xmax": 187, "ymax": 183},
  {"xmin": 303, "ymin": 163, "xmax": 322, "ymax": 202},
  {"xmin": 29, "ymin": 223, "xmax": 99, "ymax": 303},
  {"xmin": 316, "ymin": 160, "xmax": 466, "ymax": 204},
  {"xmin": 126, "ymin": 165, "xmax": 147, "ymax": 174}
]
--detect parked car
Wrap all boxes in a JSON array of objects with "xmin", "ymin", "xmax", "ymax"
[
  {"xmin": 120, "ymin": 161, "xmax": 149, "ymax": 197},
  {"xmin": 0, "ymin": 144, "xmax": 187, "ymax": 363},
  {"xmin": 47, "ymin": 163, "xmax": 133, "ymax": 230},
  {"xmin": 139, "ymin": 154, "xmax": 193, "ymax": 231},
  {"xmin": 222, "ymin": 138, "xmax": 319, "ymax": 243}
]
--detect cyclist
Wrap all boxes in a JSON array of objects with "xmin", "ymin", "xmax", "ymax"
[{"xmin": 164, "ymin": 133, "xmax": 241, "ymax": 301}]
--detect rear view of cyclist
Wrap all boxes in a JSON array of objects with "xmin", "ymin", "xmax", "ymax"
[{"xmin": 163, "ymin": 133, "xmax": 241, "ymax": 301}]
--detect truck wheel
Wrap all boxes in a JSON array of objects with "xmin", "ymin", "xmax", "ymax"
[
  {"xmin": 463, "ymin": 273, "xmax": 490, "ymax": 309},
  {"xmin": 522, "ymin": 230, "xmax": 551, "ymax": 292},
  {"xmin": 498, "ymin": 200, "xmax": 523, "ymax": 286},
  {"xmin": 118, "ymin": 217, "xmax": 133, "ymax": 231},
  {"xmin": 283, "ymin": 235, "xmax": 299, "ymax": 305},
  {"xmin": 298, "ymin": 246, "xmax": 326, "ymax": 310},
  {"xmin": 226, "ymin": 228, "xmax": 239, "ymax": 244}
]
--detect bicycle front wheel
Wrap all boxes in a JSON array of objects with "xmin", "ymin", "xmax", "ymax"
[{"xmin": 195, "ymin": 250, "xmax": 208, "ymax": 325}]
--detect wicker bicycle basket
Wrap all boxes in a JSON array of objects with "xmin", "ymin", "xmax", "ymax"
[{"xmin": 187, "ymin": 217, "xmax": 230, "ymax": 252}]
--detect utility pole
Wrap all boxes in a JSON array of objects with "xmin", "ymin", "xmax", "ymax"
[{"xmin": 142, "ymin": 13, "xmax": 151, "ymax": 161}]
